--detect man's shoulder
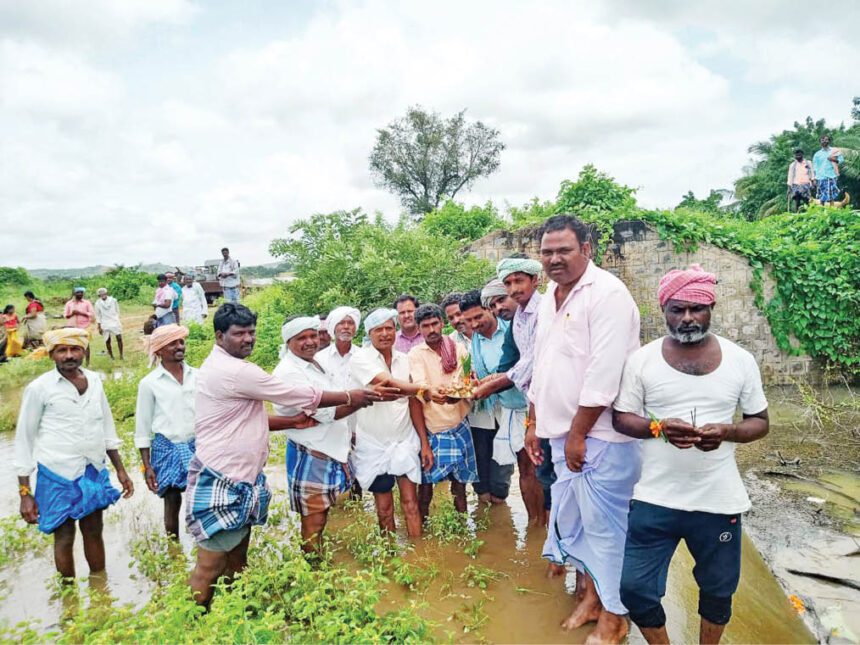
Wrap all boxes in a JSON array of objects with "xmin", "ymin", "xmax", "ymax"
[
  {"xmin": 627, "ymin": 337, "xmax": 663, "ymax": 368},
  {"xmin": 25, "ymin": 369, "xmax": 58, "ymax": 393}
]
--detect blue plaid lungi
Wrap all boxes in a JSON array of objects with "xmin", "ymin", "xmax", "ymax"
[
  {"xmin": 421, "ymin": 420, "xmax": 479, "ymax": 485},
  {"xmin": 286, "ymin": 441, "xmax": 352, "ymax": 516},
  {"xmin": 34, "ymin": 463, "xmax": 121, "ymax": 534},
  {"xmin": 817, "ymin": 177, "xmax": 839, "ymax": 202},
  {"xmin": 151, "ymin": 433, "xmax": 195, "ymax": 497},
  {"xmin": 185, "ymin": 456, "xmax": 271, "ymax": 542}
]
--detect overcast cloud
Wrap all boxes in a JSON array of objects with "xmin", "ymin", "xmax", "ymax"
[{"xmin": 0, "ymin": 0, "xmax": 856, "ymax": 269}]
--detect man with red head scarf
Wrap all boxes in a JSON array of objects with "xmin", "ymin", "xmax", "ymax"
[{"xmin": 613, "ymin": 264, "xmax": 770, "ymax": 645}]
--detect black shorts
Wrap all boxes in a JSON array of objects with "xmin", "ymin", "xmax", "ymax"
[
  {"xmin": 620, "ymin": 500, "xmax": 742, "ymax": 627},
  {"xmin": 367, "ymin": 474, "xmax": 396, "ymax": 494}
]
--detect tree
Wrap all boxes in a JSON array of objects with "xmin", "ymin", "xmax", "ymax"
[
  {"xmin": 676, "ymin": 189, "xmax": 738, "ymax": 215},
  {"xmin": 734, "ymin": 114, "xmax": 860, "ymax": 219},
  {"xmin": 269, "ymin": 209, "xmax": 493, "ymax": 315},
  {"xmin": 555, "ymin": 164, "xmax": 637, "ymax": 216},
  {"xmin": 369, "ymin": 106, "xmax": 505, "ymax": 216},
  {"xmin": 420, "ymin": 200, "xmax": 504, "ymax": 242}
]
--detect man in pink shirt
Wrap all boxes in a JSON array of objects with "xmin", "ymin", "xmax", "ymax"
[
  {"xmin": 64, "ymin": 287, "xmax": 95, "ymax": 366},
  {"xmin": 187, "ymin": 303, "xmax": 382, "ymax": 607},
  {"xmin": 525, "ymin": 215, "xmax": 641, "ymax": 644}
]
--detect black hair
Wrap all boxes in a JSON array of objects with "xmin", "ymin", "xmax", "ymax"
[
  {"xmin": 794, "ymin": 148, "xmax": 804, "ymax": 154},
  {"xmin": 439, "ymin": 292, "xmax": 462, "ymax": 312},
  {"xmin": 537, "ymin": 214, "xmax": 592, "ymax": 247},
  {"xmin": 458, "ymin": 289, "xmax": 484, "ymax": 313},
  {"xmin": 393, "ymin": 294, "xmax": 419, "ymax": 310},
  {"xmin": 3, "ymin": 304, "xmax": 14, "ymax": 314},
  {"xmin": 213, "ymin": 303, "xmax": 257, "ymax": 333},
  {"xmin": 414, "ymin": 303, "xmax": 443, "ymax": 326},
  {"xmin": 23, "ymin": 291, "xmax": 35, "ymax": 299},
  {"xmin": 221, "ymin": 247, "xmax": 229, "ymax": 253},
  {"xmin": 156, "ymin": 273, "xmax": 167, "ymax": 281}
]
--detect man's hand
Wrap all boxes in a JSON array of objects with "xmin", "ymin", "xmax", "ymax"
[
  {"xmin": 471, "ymin": 382, "xmax": 492, "ymax": 401},
  {"xmin": 117, "ymin": 468, "xmax": 134, "ymax": 498},
  {"xmin": 661, "ymin": 418, "xmax": 700, "ymax": 449},
  {"xmin": 144, "ymin": 466, "xmax": 158, "ymax": 493},
  {"xmin": 372, "ymin": 384, "xmax": 403, "ymax": 402},
  {"xmin": 19, "ymin": 495, "xmax": 38, "ymax": 524},
  {"xmin": 525, "ymin": 425, "xmax": 543, "ymax": 466},
  {"xmin": 564, "ymin": 432, "xmax": 586, "ymax": 472},
  {"xmin": 429, "ymin": 386, "xmax": 449, "ymax": 405},
  {"xmin": 348, "ymin": 388, "xmax": 384, "ymax": 408},
  {"xmin": 291, "ymin": 413, "xmax": 319, "ymax": 429},
  {"xmin": 420, "ymin": 441, "xmax": 434, "ymax": 472},
  {"xmin": 696, "ymin": 423, "xmax": 731, "ymax": 452}
]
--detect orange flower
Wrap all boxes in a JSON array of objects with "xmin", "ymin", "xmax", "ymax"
[
  {"xmin": 788, "ymin": 594, "xmax": 805, "ymax": 614},
  {"xmin": 649, "ymin": 420, "xmax": 663, "ymax": 438}
]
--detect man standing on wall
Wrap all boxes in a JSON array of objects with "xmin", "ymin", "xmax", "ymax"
[
  {"xmin": 786, "ymin": 148, "xmax": 814, "ymax": 212},
  {"xmin": 812, "ymin": 134, "xmax": 844, "ymax": 206},
  {"xmin": 615, "ymin": 264, "xmax": 769, "ymax": 645},
  {"xmin": 526, "ymin": 215, "xmax": 641, "ymax": 643},
  {"xmin": 217, "ymin": 247, "xmax": 241, "ymax": 303}
]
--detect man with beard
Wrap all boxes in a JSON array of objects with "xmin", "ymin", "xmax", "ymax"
[
  {"xmin": 135, "ymin": 324, "xmax": 197, "ymax": 539},
  {"xmin": 15, "ymin": 328, "xmax": 134, "ymax": 579},
  {"xmin": 187, "ymin": 304, "xmax": 382, "ymax": 605},
  {"xmin": 614, "ymin": 264, "xmax": 769, "ymax": 645},
  {"xmin": 525, "ymin": 215, "xmax": 641, "ymax": 644}
]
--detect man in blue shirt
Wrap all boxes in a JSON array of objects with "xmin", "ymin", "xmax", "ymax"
[
  {"xmin": 812, "ymin": 134, "xmax": 844, "ymax": 206},
  {"xmin": 459, "ymin": 289, "xmax": 543, "ymax": 524},
  {"xmin": 166, "ymin": 273, "xmax": 182, "ymax": 324}
]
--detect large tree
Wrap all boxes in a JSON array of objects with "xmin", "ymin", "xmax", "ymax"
[{"xmin": 369, "ymin": 106, "xmax": 505, "ymax": 216}]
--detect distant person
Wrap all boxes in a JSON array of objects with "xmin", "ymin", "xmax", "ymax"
[
  {"xmin": 317, "ymin": 317, "xmax": 331, "ymax": 350},
  {"xmin": 786, "ymin": 148, "xmax": 815, "ymax": 211},
  {"xmin": 2, "ymin": 305, "xmax": 23, "ymax": 358},
  {"xmin": 393, "ymin": 294, "xmax": 422, "ymax": 353},
  {"xmin": 135, "ymin": 324, "xmax": 196, "ymax": 539},
  {"xmin": 14, "ymin": 328, "xmax": 134, "ymax": 579},
  {"xmin": 64, "ymin": 287, "xmax": 95, "ymax": 366},
  {"xmin": 94, "ymin": 288, "xmax": 124, "ymax": 361},
  {"xmin": 152, "ymin": 275, "xmax": 175, "ymax": 329},
  {"xmin": 217, "ymin": 247, "xmax": 241, "ymax": 303},
  {"xmin": 166, "ymin": 273, "xmax": 182, "ymax": 323},
  {"xmin": 812, "ymin": 134, "xmax": 844, "ymax": 206},
  {"xmin": 615, "ymin": 264, "xmax": 769, "ymax": 645},
  {"xmin": 181, "ymin": 274, "xmax": 208, "ymax": 326},
  {"xmin": 21, "ymin": 291, "xmax": 47, "ymax": 348}
]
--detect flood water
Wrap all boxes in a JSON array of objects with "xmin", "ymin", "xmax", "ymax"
[{"xmin": 0, "ymin": 432, "xmax": 814, "ymax": 643}]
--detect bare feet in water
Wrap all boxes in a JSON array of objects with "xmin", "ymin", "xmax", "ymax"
[
  {"xmin": 546, "ymin": 562, "xmax": 566, "ymax": 578},
  {"xmin": 561, "ymin": 595, "xmax": 602, "ymax": 631},
  {"xmin": 583, "ymin": 611, "xmax": 628, "ymax": 644}
]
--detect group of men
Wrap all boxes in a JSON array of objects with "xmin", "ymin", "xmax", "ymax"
[
  {"xmin": 14, "ymin": 215, "xmax": 770, "ymax": 644},
  {"xmin": 786, "ymin": 134, "xmax": 845, "ymax": 211}
]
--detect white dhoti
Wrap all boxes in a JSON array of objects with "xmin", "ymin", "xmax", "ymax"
[
  {"xmin": 492, "ymin": 407, "xmax": 526, "ymax": 466},
  {"xmin": 352, "ymin": 430, "xmax": 421, "ymax": 491}
]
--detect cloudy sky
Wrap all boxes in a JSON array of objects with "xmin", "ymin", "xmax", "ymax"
[{"xmin": 1, "ymin": 0, "xmax": 856, "ymax": 269}]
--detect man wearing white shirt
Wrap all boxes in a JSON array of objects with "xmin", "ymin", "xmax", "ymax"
[
  {"xmin": 95, "ymin": 287, "xmax": 124, "ymax": 360},
  {"xmin": 135, "ymin": 324, "xmax": 197, "ymax": 539},
  {"xmin": 349, "ymin": 308, "xmax": 423, "ymax": 537},
  {"xmin": 217, "ymin": 247, "xmax": 241, "ymax": 303},
  {"xmin": 614, "ymin": 264, "xmax": 769, "ymax": 645},
  {"xmin": 15, "ymin": 328, "xmax": 134, "ymax": 579},
  {"xmin": 273, "ymin": 315, "xmax": 390, "ymax": 555},
  {"xmin": 181, "ymin": 274, "xmax": 208, "ymax": 326}
]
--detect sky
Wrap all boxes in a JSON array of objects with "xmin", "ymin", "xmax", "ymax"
[{"xmin": 1, "ymin": 0, "xmax": 857, "ymax": 270}]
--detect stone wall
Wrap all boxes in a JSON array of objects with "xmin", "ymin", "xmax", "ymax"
[{"xmin": 465, "ymin": 221, "xmax": 816, "ymax": 385}]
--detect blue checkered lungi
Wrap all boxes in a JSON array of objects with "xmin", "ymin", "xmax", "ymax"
[
  {"xmin": 285, "ymin": 441, "xmax": 352, "ymax": 516},
  {"xmin": 421, "ymin": 420, "xmax": 479, "ymax": 484},
  {"xmin": 34, "ymin": 464, "xmax": 121, "ymax": 534},
  {"xmin": 185, "ymin": 456, "xmax": 271, "ymax": 542},
  {"xmin": 817, "ymin": 177, "xmax": 839, "ymax": 202},
  {"xmin": 150, "ymin": 433, "xmax": 195, "ymax": 497}
]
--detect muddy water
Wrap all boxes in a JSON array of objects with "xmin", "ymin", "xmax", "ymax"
[{"xmin": 0, "ymin": 433, "xmax": 813, "ymax": 643}]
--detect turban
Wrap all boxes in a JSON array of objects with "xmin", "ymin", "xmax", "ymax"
[
  {"xmin": 73, "ymin": 286, "xmax": 85, "ymax": 293},
  {"xmin": 97, "ymin": 288, "xmax": 107, "ymax": 295},
  {"xmin": 326, "ymin": 306, "xmax": 360, "ymax": 337},
  {"xmin": 280, "ymin": 315, "xmax": 320, "ymax": 358},
  {"xmin": 364, "ymin": 308, "xmax": 398, "ymax": 333},
  {"xmin": 44, "ymin": 328, "xmax": 89, "ymax": 353},
  {"xmin": 481, "ymin": 279, "xmax": 508, "ymax": 308},
  {"xmin": 658, "ymin": 264, "xmax": 717, "ymax": 308},
  {"xmin": 497, "ymin": 257, "xmax": 542, "ymax": 282},
  {"xmin": 144, "ymin": 324, "xmax": 188, "ymax": 366}
]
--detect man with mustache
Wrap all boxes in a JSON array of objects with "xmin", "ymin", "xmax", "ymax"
[
  {"xmin": 614, "ymin": 264, "xmax": 769, "ymax": 645},
  {"xmin": 525, "ymin": 215, "xmax": 641, "ymax": 644},
  {"xmin": 393, "ymin": 294, "xmax": 422, "ymax": 353}
]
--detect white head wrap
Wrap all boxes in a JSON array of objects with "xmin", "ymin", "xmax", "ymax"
[
  {"xmin": 363, "ymin": 308, "xmax": 398, "ymax": 333},
  {"xmin": 496, "ymin": 257, "xmax": 542, "ymax": 282},
  {"xmin": 480, "ymin": 279, "xmax": 508, "ymax": 308},
  {"xmin": 326, "ymin": 306, "xmax": 360, "ymax": 337},
  {"xmin": 279, "ymin": 315, "xmax": 321, "ymax": 358}
]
